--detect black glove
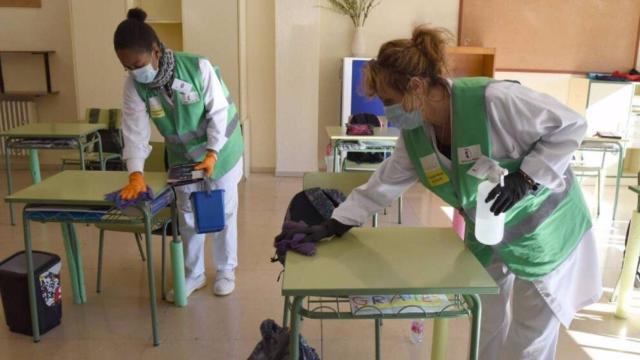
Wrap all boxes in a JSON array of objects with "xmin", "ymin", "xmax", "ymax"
[
  {"xmin": 485, "ymin": 171, "xmax": 536, "ymax": 215},
  {"xmin": 274, "ymin": 218, "xmax": 353, "ymax": 244},
  {"xmin": 302, "ymin": 219, "xmax": 353, "ymax": 243}
]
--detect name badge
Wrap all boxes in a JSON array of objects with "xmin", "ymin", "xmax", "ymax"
[
  {"xmin": 181, "ymin": 91, "xmax": 200, "ymax": 105},
  {"xmin": 422, "ymin": 154, "xmax": 450, "ymax": 187},
  {"xmin": 171, "ymin": 79, "xmax": 193, "ymax": 94},
  {"xmin": 148, "ymin": 96, "xmax": 165, "ymax": 119},
  {"xmin": 457, "ymin": 145, "xmax": 482, "ymax": 165}
]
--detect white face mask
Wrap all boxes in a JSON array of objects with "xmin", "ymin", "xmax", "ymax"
[
  {"xmin": 131, "ymin": 62, "xmax": 158, "ymax": 84},
  {"xmin": 384, "ymin": 103, "xmax": 424, "ymax": 129}
]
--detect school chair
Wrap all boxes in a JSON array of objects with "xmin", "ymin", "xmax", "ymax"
[
  {"xmin": 61, "ymin": 108, "xmax": 124, "ymax": 171},
  {"xmin": 95, "ymin": 141, "xmax": 174, "ymax": 300}
]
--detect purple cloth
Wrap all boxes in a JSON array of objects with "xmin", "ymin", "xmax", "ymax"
[
  {"xmin": 104, "ymin": 186, "xmax": 154, "ymax": 210},
  {"xmin": 275, "ymin": 220, "xmax": 317, "ymax": 257}
]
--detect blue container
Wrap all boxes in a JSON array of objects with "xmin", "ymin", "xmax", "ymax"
[{"xmin": 190, "ymin": 189, "xmax": 225, "ymax": 234}]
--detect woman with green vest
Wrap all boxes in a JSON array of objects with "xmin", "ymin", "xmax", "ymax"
[
  {"xmin": 298, "ymin": 26, "xmax": 601, "ymax": 359},
  {"xmin": 113, "ymin": 8, "xmax": 244, "ymax": 299}
]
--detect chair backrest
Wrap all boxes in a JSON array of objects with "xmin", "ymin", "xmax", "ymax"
[
  {"xmin": 85, "ymin": 108, "xmax": 122, "ymax": 129},
  {"xmin": 146, "ymin": 141, "xmax": 166, "ymax": 172},
  {"xmin": 302, "ymin": 172, "xmax": 372, "ymax": 195}
]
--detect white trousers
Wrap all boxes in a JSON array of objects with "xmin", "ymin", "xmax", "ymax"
[
  {"xmin": 479, "ymin": 260, "xmax": 560, "ymax": 360},
  {"xmin": 175, "ymin": 159, "xmax": 242, "ymax": 277}
]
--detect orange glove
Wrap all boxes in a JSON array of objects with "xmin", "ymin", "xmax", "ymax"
[
  {"xmin": 119, "ymin": 172, "xmax": 146, "ymax": 200},
  {"xmin": 193, "ymin": 151, "xmax": 217, "ymax": 177}
]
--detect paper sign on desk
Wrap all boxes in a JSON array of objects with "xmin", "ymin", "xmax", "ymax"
[{"xmin": 349, "ymin": 294, "xmax": 451, "ymax": 315}]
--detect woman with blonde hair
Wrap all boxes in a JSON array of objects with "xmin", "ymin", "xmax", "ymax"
[{"xmin": 297, "ymin": 26, "xmax": 601, "ymax": 359}]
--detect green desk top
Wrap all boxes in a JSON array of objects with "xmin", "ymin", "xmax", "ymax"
[
  {"xmin": 5, "ymin": 171, "xmax": 169, "ymax": 205},
  {"xmin": 303, "ymin": 172, "xmax": 372, "ymax": 195},
  {"xmin": 0, "ymin": 123, "xmax": 105, "ymax": 138},
  {"xmin": 282, "ymin": 227, "xmax": 499, "ymax": 296},
  {"xmin": 326, "ymin": 126, "xmax": 400, "ymax": 141}
]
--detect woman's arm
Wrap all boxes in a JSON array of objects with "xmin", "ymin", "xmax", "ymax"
[
  {"xmin": 486, "ymin": 82, "xmax": 588, "ymax": 192},
  {"xmin": 332, "ymin": 135, "xmax": 419, "ymax": 226},
  {"xmin": 199, "ymin": 59, "xmax": 230, "ymax": 153},
  {"xmin": 121, "ymin": 76, "xmax": 152, "ymax": 173}
]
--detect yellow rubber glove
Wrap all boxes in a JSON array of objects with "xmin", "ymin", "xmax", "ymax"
[
  {"xmin": 119, "ymin": 172, "xmax": 146, "ymax": 200},
  {"xmin": 193, "ymin": 151, "xmax": 217, "ymax": 177}
]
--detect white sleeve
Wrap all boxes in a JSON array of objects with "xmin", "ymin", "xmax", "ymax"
[
  {"xmin": 332, "ymin": 136, "xmax": 419, "ymax": 226},
  {"xmin": 485, "ymin": 82, "xmax": 587, "ymax": 192},
  {"xmin": 122, "ymin": 76, "xmax": 152, "ymax": 174},
  {"xmin": 200, "ymin": 59, "xmax": 230, "ymax": 153}
]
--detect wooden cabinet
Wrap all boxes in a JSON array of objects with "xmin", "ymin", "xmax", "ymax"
[
  {"xmin": 446, "ymin": 47, "xmax": 495, "ymax": 78},
  {"xmin": 128, "ymin": 0, "xmax": 183, "ymax": 51}
]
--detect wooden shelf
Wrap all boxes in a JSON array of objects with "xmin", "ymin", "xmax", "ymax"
[
  {"xmin": 146, "ymin": 20, "xmax": 181, "ymax": 24},
  {"xmin": 446, "ymin": 46, "xmax": 496, "ymax": 77},
  {"xmin": 0, "ymin": 91, "xmax": 59, "ymax": 99},
  {"xmin": 0, "ymin": 50, "xmax": 55, "ymax": 55}
]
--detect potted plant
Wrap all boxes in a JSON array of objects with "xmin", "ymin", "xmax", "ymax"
[{"xmin": 322, "ymin": 0, "xmax": 381, "ymax": 57}]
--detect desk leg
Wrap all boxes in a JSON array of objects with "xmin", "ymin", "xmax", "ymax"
[
  {"xmin": 142, "ymin": 209, "xmax": 160, "ymax": 346},
  {"xmin": 613, "ymin": 143, "xmax": 623, "ymax": 220},
  {"xmin": 282, "ymin": 296, "xmax": 291, "ymax": 327},
  {"xmin": 78, "ymin": 142, "xmax": 86, "ymax": 171},
  {"xmin": 374, "ymin": 318, "xmax": 382, "ymax": 360},
  {"xmin": 23, "ymin": 215, "xmax": 40, "ymax": 342},
  {"xmin": 464, "ymin": 294, "xmax": 482, "ymax": 360},
  {"xmin": 170, "ymin": 201, "xmax": 187, "ymax": 307},
  {"xmin": 616, "ymin": 211, "xmax": 640, "ymax": 319},
  {"xmin": 5, "ymin": 140, "xmax": 14, "ymax": 225},
  {"xmin": 431, "ymin": 318, "xmax": 448, "ymax": 360},
  {"xmin": 29, "ymin": 149, "xmax": 41, "ymax": 184},
  {"xmin": 61, "ymin": 223, "xmax": 86, "ymax": 304},
  {"xmin": 95, "ymin": 133, "xmax": 105, "ymax": 170},
  {"xmin": 333, "ymin": 141, "xmax": 339, "ymax": 173},
  {"xmin": 289, "ymin": 296, "xmax": 304, "ymax": 359}
]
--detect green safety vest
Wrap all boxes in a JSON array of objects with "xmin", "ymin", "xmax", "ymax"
[
  {"xmin": 403, "ymin": 77, "xmax": 592, "ymax": 280},
  {"xmin": 134, "ymin": 52, "xmax": 244, "ymax": 180}
]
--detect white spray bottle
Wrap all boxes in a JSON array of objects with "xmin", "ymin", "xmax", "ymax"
[{"xmin": 468, "ymin": 157, "xmax": 508, "ymax": 245}]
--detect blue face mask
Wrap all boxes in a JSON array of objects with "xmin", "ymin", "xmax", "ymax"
[
  {"xmin": 384, "ymin": 104, "xmax": 424, "ymax": 130},
  {"xmin": 131, "ymin": 63, "xmax": 158, "ymax": 84}
]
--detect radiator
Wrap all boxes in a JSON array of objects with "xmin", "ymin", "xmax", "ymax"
[{"xmin": 0, "ymin": 100, "xmax": 37, "ymax": 156}]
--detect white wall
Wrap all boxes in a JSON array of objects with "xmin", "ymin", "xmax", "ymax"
[
  {"xmin": 246, "ymin": 0, "xmax": 276, "ymax": 172},
  {"xmin": 69, "ymin": 0, "xmax": 127, "ymax": 120},
  {"xmin": 182, "ymin": 0, "xmax": 240, "ymax": 105},
  {"xmin": 275, "ymin": 0, "xmax": 320, "ymax": 175},
  {"xmin": 0, "ymin": 0, "xmax": 78, "ymax": 165}
]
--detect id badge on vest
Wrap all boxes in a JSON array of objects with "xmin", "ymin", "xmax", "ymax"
[
  {"xmin": 148, "ymin": 96, "xmax": 165, "ymax": 119},
  {"xmin": 422, "ymin": 153, "xmax": 450, "ymax": 186},
  {"xmin": 180, "ymin": 91, "xmax": 200, "ymax": 105}
]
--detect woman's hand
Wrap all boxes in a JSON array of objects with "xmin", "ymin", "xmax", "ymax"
[
  {"xmin": 485, "ymin": 171, "xmax": 535, "ymax": 215},
  {"xmin": 194, "ymin": 151, "xmax": 217, "ymax": 177},
  {"xmin": 119, "ymin": 172, "xmax": 147, "ymax": 200}
]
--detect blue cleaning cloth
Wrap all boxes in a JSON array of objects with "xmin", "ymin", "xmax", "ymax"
[{"xmin": 104, "ymin": 186, "xmax": 154, "ymax": 210}]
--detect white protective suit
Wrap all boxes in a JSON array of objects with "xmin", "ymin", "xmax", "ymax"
[
  {"xmin": 332, "ymin": 81, "xmax": 603, "ymax": 360},
  {"xmin": 122, "ymin": 58, "xmax": 242, "ymax": 274}
]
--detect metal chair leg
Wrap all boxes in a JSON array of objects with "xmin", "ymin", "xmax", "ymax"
[
  {"xmin": 397, "ymin": 196, "xmax": 403, "ymax": 224},
  {"xmin": 134, "ymin": 233, "xmax": 146, "ymax": 261},
  {"xmin": 97, "ymin": 229, "xmax": 104, "ymax": 293}
]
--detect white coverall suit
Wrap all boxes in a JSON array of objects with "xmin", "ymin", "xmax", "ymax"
[
  {"xmin": 332, "ymin": 81, "xmax": 602, "ymax": 360},
  {"xmin": 121, "ymin": 58, "xmax": 241, "ymax": 276}
]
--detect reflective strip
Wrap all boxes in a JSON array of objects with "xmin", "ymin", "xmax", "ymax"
[
  {"xmin": 186, "ymin": 144, "xmax": 208, "ymax": 162},
  {"xmin": 164, "ymin": 119, "xmax": 209, "ymax": 145},
  {"xmin": 225, "ymin": 112, "xmax": 239, "ymax": 138},
  {"xmin": 500, "ymin": 172, "xmax": 575, "ymax": 245}
]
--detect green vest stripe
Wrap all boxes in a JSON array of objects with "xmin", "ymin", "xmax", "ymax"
[{"xmin": 403, "ymin": 77, "xmax": 592, "ymax": 280}]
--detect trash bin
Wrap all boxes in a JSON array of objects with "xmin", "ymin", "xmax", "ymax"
[{"xmin": 0, "ymin": 251, "xmax": 62, "ymax": 336}]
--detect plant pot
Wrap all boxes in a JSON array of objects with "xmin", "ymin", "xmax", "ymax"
[{"xmin": 351, "ymin": 26, "xmax": 366, "ymax": 57}]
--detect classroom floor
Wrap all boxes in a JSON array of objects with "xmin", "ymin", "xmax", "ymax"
[{"xmin": 0, "ymin": 170, "xmax": 638, "ymax": 359}]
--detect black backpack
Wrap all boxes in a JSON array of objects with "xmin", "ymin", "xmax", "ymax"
[
  {"xmin": 272, "ymin": 188, "xmax": 346, "ymax": 264},
  {"xmin": 346, "ymin": 113, "xmax": 388, "ymax": 164}
]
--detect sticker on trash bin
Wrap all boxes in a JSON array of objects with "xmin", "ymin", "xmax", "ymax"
[{"xmin": 39, "ymin": 263, "xmax": 62, "ymax": 307}]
